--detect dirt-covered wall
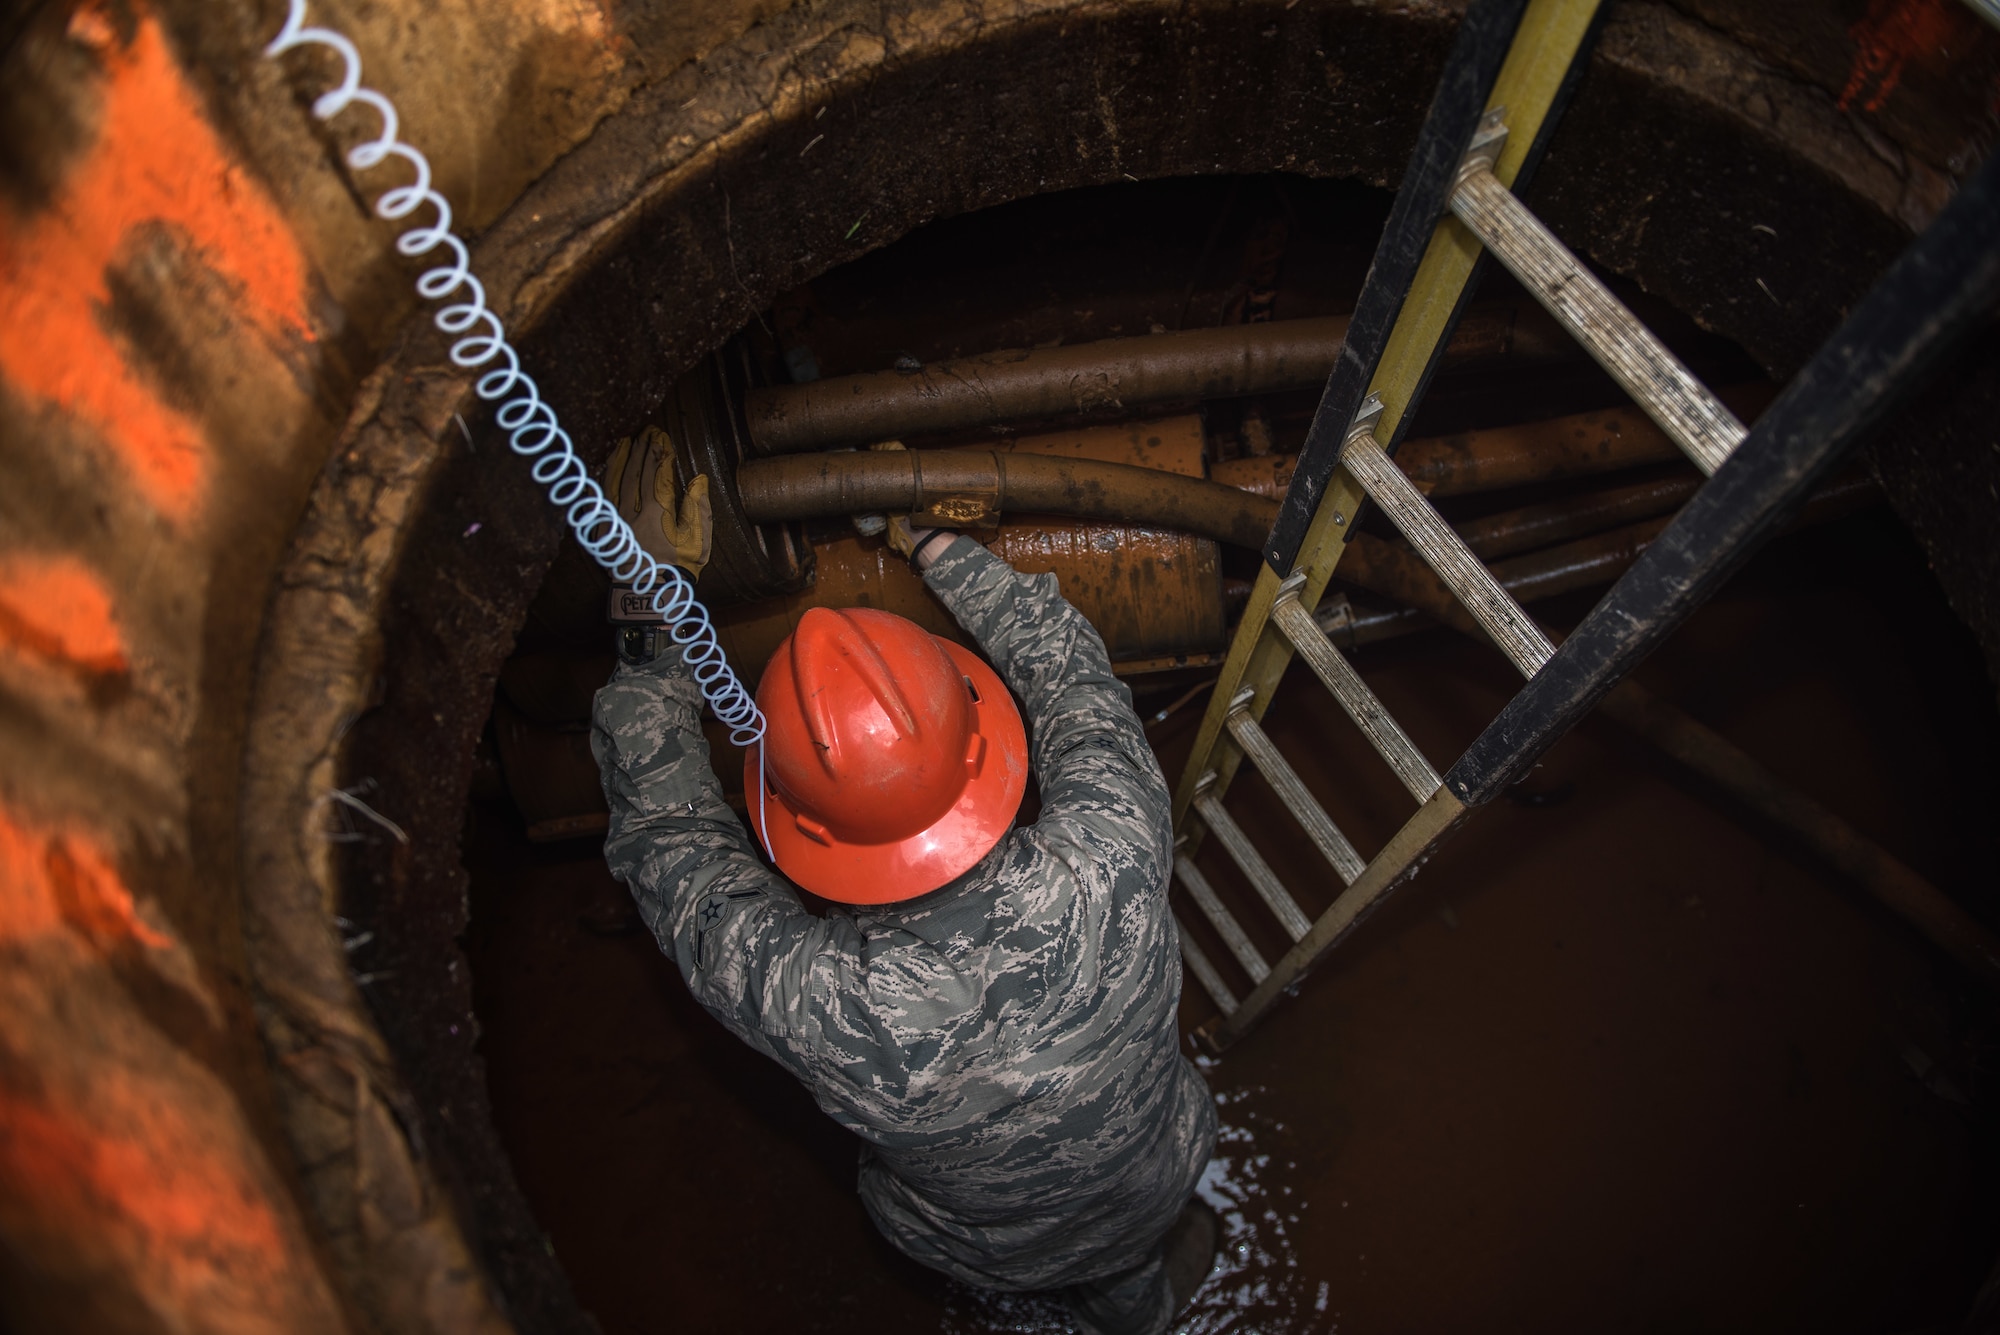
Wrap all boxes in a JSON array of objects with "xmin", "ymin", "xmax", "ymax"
[
  {"xmin": 0, "ymin": 0, "xmax": 774, "ymax": 1327},
  {"xmin": 0, "ymin": 0, "xmax": 1994, "ymax": 1331}
]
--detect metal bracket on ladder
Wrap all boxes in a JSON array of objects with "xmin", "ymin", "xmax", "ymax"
[{"xmin": 1167, "ymin": 0, "xmax": 2000, "ymax": 1053}]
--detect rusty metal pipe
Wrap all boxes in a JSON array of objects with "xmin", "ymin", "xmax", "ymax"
[
  {"xmin": 1456, "ymin": 474, "xmax": 1700, "ymax": 560},
  {"xmin": 1401, "ymin": 385, "xmax": 1772, "ymax": 495},
  {"xmin": 737, "ymin": 449, "xmax": 1282, "ymax": 548},
  {"xmin": 1215, "ymin": 394, "xmax": 1777, "ymax": 503},
  {"xmin": 1331, "ymin": 472, "xmax": 1878, "ymax": 641},
  {"xmin": 742, "ymin": 307, "xmax": 1548, "ymax": 454},
  {"xmin": 737, "ymin": 445, "xmax": 1864, "ymax": 568},
  {"xmin": 1333, "ymin": 518, "xmax": 1672, "ymax": 638},
  {"xmin": 1211, "ymin": 406, "xmax": 1687, "ymax": 500},
  {"xmin": 1398, "ymin": 408, "xmax": 1683, "ymax": 497}
]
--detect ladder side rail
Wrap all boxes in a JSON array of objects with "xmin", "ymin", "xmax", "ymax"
[
  {"xmin": 1168, "ymin": 483, "xmax": 1365, "ymax": 834},
  {"xmin": 1446, "ymin": 147, "xmax": 2000, "ymax": 808},
  {"xmin": 1265, "ymin": 0, "xmax": 1535, "ymax": 575},
  {"xmin": 1450, "ymin": 160, "xmax": 1743, "ymax": 475}
]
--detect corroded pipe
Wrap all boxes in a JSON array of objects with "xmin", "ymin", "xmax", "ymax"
[
  {"xmin": 1212, "ymin": 395, "xmax": 1777, "ymax": 502},
  {"xmin": 737, "ymin": 434, "xmax": 1696, "ymax": 556},
  {"xmin": 1208, "ymin": 405, "xmax": 1684, "ymax": 498},
  {"xmin": 742, "ymin": 307, "xmax": 1554, "ymax": 454},
  {"xmin": 1404, "ymin": 386, "xmax": 1774, "ymax": 494},
  {"xmin": 1456, "ymin": 474, "xmax": 1699, "ymax": 560},
  {"xmin": 736, "ymin": 433, "xmax": 1868, "ymax": 570},
  {"xmin": 1334, "ymin": 472, "xmax": 1878, "ymax": 636},
  {"xmin": 737, "ymin": 449, "xmax": 1281, "ymax": 548},
  {"xmin": 1335, "ymin": 519, "xmax": 1669, "ymax": 634},
  {"xmin": 1399, "ymin": 407, "xmax": 1684, "ymax": 497}
]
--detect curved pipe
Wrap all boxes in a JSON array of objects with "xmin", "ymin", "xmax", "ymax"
[
  {"xmin": 741, "ymin": 306, "xmax": 1556, "ymax": 454},
  {"xmin": 735, "ymin": 431, "xmax": 1869, "ymax": 582},
  {"xmin": 737, "ymin": 449, "xmax": 1282, "ymax": 549},
  {"xmin": 746, "ymin": 319, "xmax": 1347, "ymax": 455},
  {"xmin": 1212, "ymin": 391, "xmax": 1779, "ymax": 503}
]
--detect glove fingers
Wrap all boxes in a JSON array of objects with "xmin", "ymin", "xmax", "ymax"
[
  {"xmin": 604, "ymin": 427, "xmax": 711, "ymax": 577},
  {"xmin": 674, "ymin": 474, "xmax": 713, "ymax": 574}
]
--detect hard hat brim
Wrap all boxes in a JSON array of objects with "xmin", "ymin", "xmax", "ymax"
[{"xmin": 746, "ymin": 640, "xmax": 1028, "ymax": 905}]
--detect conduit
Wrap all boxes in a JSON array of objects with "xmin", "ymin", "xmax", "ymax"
[
  {"xmin": 740, "ymin": 306, "xmax": 1561, "ymax": 454},
  {"xmin": 739, "ymin": 403, "xmax": 1766, "ymax": 558},
  {"xmin": 1213, "ymin": 397, "xmax": 1777, "ymax": 503},
  {"xmin": 737, "ymin": 449, "xmax": 1281, "ymax": 548},
  {"xmin": 736, "ymin": 420, "xmax": 1779, "ymax": 563}
]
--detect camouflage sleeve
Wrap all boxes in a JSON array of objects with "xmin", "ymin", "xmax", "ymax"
[
  {"xmin": 921, "ymin": 537, "xmax": 1172, "ymax": 867},
  {"xmin": 589, "ymin": 649, "xmax": 863, "ymax": 1079}
]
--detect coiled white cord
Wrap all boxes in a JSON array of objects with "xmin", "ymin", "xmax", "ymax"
[{"xmin": 266, "ymin": 0, "xmax": 771, "ymax": 848}]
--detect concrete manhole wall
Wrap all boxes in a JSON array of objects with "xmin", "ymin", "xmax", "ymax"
[{"xmin": 2, "ymin": 0, "xmax": 1996, "ymax": 1331}]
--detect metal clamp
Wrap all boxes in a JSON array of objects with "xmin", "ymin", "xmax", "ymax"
[
  {"xmin": 912, "ymin": 450, "xmax": 1005, "ymax": 526},
  {"xmin": 1271, "ymin": 569, "xmax": 1311, "ymax": 609},
  {"xmin": 1457, "ymin": 106, "xmax": 1510, "ymax": 186},
  {"xmin": 1341, "ymin": 392, "xmax": 1386, "ymax": 455}
]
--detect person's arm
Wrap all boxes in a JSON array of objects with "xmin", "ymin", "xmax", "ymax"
[
  {"xmin": 917, "ymin": 535, "xmax": 1172, "ymax": 868},
  {"xmin": 590, "ymin": 648, "xmax": 856, "ymax": 1077}
]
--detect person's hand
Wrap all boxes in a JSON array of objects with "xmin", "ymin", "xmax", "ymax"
[
  {"xmin": 606, "ymin": 427, "xmax": 712, "ymax": 575},
  {"xmin": 660, "ymin": 472, "xmax": 712, "ymax": 574},
  {"xmin": 885, "ymin": 514, "xmax": 931, "ymax": 560},
  {"xmin": 887, "ymin": 515, "xmax": 961, "ymax": 570}
]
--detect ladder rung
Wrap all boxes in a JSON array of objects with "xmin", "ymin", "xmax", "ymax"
[
  {"xmin": 1451, "ymin": 162, "xmax": 1744, "ymax": 476},
  {"xmin": 1340, "ymin": 425, "xmax": 1555, "ymax": 676},
  {"xmin": 1192, "ymin": 784, "xmax": 1314, "ymax": 941},
  {"xmin": 1270, "ymin": 582, "xmax": 1441, "ymax": 803},
  {"xmin": 1173, "ymin": 913, "xmax": 1238, "ymax": 1017},
  {"xmin": 1173, "ymin": 854, "xmax": 1271, "ymax": 983},
  {"xmin": 1222, "ymin": 697, "xmax": 1367, "ymax": 885}
]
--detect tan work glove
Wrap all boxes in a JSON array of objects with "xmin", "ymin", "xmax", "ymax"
[
  {"xmin": 886, "ymin": 514, "xmax": 960, "ymax": 571},
  {"xmin": 605, "ymin": 426, "xmax": 712, "ymax": 576}
]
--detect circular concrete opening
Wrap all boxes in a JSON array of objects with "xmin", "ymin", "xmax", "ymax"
[{"xmin": 224, "ymin": 4, "xmax": 2000, "ymax": 1329}]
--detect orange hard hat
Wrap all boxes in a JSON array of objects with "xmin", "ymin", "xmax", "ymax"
[{"xmin": 747, "ymin": 606, "xmax": 1028, "ymax": 905}]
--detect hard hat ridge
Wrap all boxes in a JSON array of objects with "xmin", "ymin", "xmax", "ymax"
[
  {"xmin": 751, "ymin": 606, "xmax": 1028, "ymax": 905},
  {"xmin": 790, "ymin": 606, "xmax": 931, "ymax": 779}
]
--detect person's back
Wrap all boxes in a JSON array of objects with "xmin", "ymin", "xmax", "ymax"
[{"xmin": 592, "ymin": 528, "xmax": 1216, "ymax": 1334}]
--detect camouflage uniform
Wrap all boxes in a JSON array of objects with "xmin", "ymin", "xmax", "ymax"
[{"xmin": 591, "ymin": 537, "xmax": 1216, "ymax": 1332}]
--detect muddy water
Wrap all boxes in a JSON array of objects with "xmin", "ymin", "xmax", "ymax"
[{"xmin": 463, "ymin": 517, "xmax": 2000, "ymax": 1332}]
